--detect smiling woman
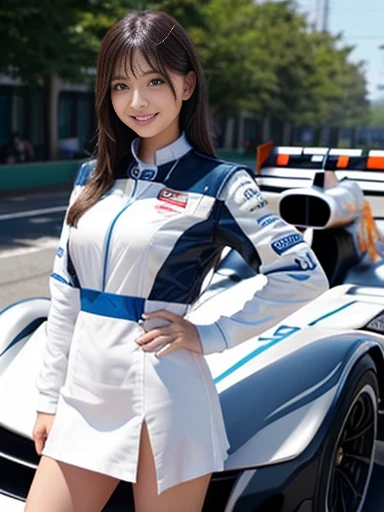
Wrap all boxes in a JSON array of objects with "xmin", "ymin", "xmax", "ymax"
[{"xmin": 23, "ymin": 9, "xmax": 328, "ymax": 512}]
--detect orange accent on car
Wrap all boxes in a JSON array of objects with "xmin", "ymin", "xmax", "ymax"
[
  {"xmin": 367, "ymin": 156, "xmax": 384, "ymax": 170},
  {"xmin": 277, "ymin": 154, "xmax": 289, "ymax": 166},
  {"xmin": 358, "ymin": 201, "xmax": 384, "ymax": 262},
  {"xmin": 256, "ymin": 141, "xmax": 274, "ymax": 175},
  {"xmin": 337, "ymin": 155, "xmax": 349, "ymax": 168}
]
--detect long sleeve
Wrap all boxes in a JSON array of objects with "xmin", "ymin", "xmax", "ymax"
[
  {"xmin": 195, "ymin": 169, "xmax": 329, "ymax": 354},
  {"xmin": 36, "ymin": 164, "xmax": 91, "ymax": 413}
]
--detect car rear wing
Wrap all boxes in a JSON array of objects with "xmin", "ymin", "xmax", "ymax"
[
  {"xmin": 256, "ymin": 144, "xmax": 384, "ymax": 218},
  {"xmin": 258, "ymin": 145, "xmax": 384, "ymax": 173}
]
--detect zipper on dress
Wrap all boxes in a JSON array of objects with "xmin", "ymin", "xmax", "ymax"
[{"xmin": 101, "ymin": 179, "xmax": 138, "ymax": 291}]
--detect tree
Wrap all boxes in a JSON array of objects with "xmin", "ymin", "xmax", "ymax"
[
  {"xmin": 0, "ymin": 0, "xmax": 145, "ymax": 159},
  {"xmin": 0, "ymin": 0, "xmax": 371, "ymax": 156},
  {"xmin": 300, "ymin": 31, "xmax": 369, "ymax": 145},
  {"xmin": 184, "ymin": 0, "xmax": 277, "ymax": 115},
  {"xmin": 368, "ymin": 102, "xmax": 384, "ymax": 128}
]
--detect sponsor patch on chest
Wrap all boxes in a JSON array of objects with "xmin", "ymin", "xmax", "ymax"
[{"xmin": 158, "ymin": 188, "xmax": 188, "ymax": 209}]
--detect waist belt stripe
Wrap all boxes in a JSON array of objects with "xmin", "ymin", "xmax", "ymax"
[{"xmin": 80, "ymin": 288, "xmax": 145, "ymax": 321}]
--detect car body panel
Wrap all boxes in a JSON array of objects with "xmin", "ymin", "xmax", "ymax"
[
  {"xmin": 0, "ymin": 493, "xmax": 24, "ymax": 511},
  {"xmin": 0, "ymin": 321, "xmax": 47, "ymax": 438}
]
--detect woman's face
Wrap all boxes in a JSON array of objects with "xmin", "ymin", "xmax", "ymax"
[{"xmin": 110, "ymin": 51, "xmax": 195, "ymax": 144}]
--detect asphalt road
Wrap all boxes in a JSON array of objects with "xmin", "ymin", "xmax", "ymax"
[
  {"xmin": 1, "ymin": 189, "xmax": 384, "ymax": 510},
  {"xmin": 0, "ymin": 189, "xmax": 70, "ymax": 309}
]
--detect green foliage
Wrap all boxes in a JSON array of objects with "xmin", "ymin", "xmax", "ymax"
[
  {"xmin": 0, "ymin": 0, "xmax": 370, "ymax": 129},
  {"xmin": 300, "ymin": 31, "xmax": 370, "ymax": 128},
  {"xmin": 369, "ymin": 102, "xmax": 384, "ymax": 128},
  {"xmin": 0, "ymin": 0, "xmax": 144, "ymax": 82}
]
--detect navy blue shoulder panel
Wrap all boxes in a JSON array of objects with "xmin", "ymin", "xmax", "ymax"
[
  {"xmin": 74, "ymin": 159, "xmax": 97, "ymax": 186},
  {"xmin": 148, "ymin": 216, "xmax": 222, "ymax": 304},
  {"xmin": 164, "ymin": 150, "xmax": 254, "ymax": 197}
]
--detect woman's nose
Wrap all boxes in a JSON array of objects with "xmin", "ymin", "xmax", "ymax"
[{"xmin": 130, "ymin": 89, "xmax": 149, "ymax": 110}]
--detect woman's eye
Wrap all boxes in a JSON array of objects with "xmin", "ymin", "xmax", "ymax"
[
  {"xmin": 148, "ymin": 78, "xmax": 164, "ymax": 87},
  {"xmin": 113, "ymin": 83, "xmax": 128, "ymax": 91}
]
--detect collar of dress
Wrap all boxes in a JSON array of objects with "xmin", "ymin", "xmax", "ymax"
[{"xmin": 131, "ymin": 132, "xmax": 192, "ymax": 171}]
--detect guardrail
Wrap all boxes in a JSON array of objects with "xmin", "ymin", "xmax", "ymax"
[
  {"xmin": 0, "ymin": 160, "xmax": 85, "ymax": 194},
  {"xmin": 0, "ymin": 152, "xmax": 257, "ymax": 195}
]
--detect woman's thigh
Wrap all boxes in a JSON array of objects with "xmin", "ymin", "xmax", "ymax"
[
  {"xmin": 24, "ymin": 456, "xmax": 120, "ymax": 512},
  {"xmin": 133, "ymin": 423, "xmax": 211, "ymax": 512}
]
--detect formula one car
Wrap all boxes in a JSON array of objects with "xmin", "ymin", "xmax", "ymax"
[{"xmin": 1, "ymin": 164, "xmax": 384, "ymax": 512}]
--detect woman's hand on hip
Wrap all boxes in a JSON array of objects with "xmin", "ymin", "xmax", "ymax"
[{"xmin": 135, "ymin": 310, "xmax": 203, "ymax": 357}]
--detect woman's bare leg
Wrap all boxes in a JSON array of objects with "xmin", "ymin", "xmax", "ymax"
[
  {"xmin": 24, "ymin": 456, "xmax": 120, "ymax": 512},
  {"xmin": 133, "ymin": 423, "xmax": 211, "ymax": 512}
]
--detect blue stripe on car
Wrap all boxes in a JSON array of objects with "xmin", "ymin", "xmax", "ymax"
[
  {"xmin": 213, "ymin": 301, "xmax": 357, "ymax": 385},
  {"xmin": 214, "ymin": 325, "xmax": 301, "ymax": 384},
  {"xmin": 0, "ymin": 317, "xmax": 46, "ymax": 358},
  {"xmin": 308, "ymin": 301, "xmax": 356, "ymax": 326}
]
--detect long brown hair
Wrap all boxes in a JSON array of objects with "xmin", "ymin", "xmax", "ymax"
[{"xmin": 67, "ymin": 10, "xmax": 215, "ymax": 227}]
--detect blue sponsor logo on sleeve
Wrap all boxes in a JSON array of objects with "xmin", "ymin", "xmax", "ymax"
[
  {"xmin": 271, "ymin": 233, "xmax": 304, "ymax": 255},
  {"xmin": 56, "ymin": 246, "xmax": 64, "ymax": 258},
  {"xmin": 243, "ymin": 187, "xmax": 267, "ymax": 209},
  {"xmin": 257, "ymin": 214, "xmax": 280, "ymax": 228}
]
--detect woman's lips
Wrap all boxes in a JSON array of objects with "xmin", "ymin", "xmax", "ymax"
[{"xmin": 130, "ymin": 113, "xmax": 159, "ymax": 126}]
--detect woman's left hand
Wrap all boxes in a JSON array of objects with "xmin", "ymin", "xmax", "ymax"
[{"xmin": 135, "ymin": 310, "xmax": 203, "ymax": 357}]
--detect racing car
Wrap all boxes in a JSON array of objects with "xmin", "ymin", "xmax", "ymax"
[{"xmin": 1, "ymin": 160, "xmax": 384, "ymax": 512}]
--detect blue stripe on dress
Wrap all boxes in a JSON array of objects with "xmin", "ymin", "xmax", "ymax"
[{"xmin": 80, "ymin": 288, "xmax": 145, "ymax": 322}]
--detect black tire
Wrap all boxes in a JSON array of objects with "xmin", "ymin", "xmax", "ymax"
[{"xmin": 314, "ymin": 354, "xmax": 379, "ymax": 512}]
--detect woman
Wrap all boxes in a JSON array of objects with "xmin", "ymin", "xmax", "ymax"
[{"xmin": 25, "ymin": 10, "xmax": 328, "ymax": 512}]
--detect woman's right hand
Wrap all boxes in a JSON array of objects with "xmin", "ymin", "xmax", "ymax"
[{"xmin": 32, "ymin": 412, "xmax": 55, "ymax": 456}]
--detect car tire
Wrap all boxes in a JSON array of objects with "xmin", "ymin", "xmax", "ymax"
[{"xmin": 314, "ymin": 354, "xmax": 379, "ymax": 512}]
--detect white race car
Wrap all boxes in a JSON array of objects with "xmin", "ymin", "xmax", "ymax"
[{"xmin": 1, "ymin": 165, "xmax": 384, "ymax": 512}]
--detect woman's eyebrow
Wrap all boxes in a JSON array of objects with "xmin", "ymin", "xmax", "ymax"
[{"xmin": 111, "ymin": 70, "xmax": 160, "ymax": 81}]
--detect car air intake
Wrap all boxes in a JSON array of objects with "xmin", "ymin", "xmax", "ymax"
[{"xmin": 280, "ymin": 194, "xmax": 331, "ymax": 228}]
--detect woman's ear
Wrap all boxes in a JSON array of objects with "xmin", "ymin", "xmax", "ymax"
[{"xmin": 182, "ymin": 71, "xmax": 196, "ymax": 100}]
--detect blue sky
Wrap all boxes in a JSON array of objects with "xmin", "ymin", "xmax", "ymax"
[{"xmin": 296, "ymin": 0, "xmax": 384, "ymax": 101}]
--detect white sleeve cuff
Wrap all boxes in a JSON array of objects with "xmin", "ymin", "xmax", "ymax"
[
  {"xmin": 195, "ymin": 322, "xmax": 228, "ymax": 354},
  {"xmin": 36, "ymin": 393, "xmax": 58, "ymax": 415}
]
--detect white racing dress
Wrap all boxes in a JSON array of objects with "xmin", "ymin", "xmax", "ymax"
[{"xmin": 36, "ymin": 133, "xmax": 328, "ymax": 494}]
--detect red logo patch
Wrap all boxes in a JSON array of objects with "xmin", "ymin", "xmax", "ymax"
[
  {"xmin": 158, "ymin": 188, "xmax": 188, "ymax": 209},
  {"xmin": 155, "ymin": 204, "xmax": 179, "ymax": 214}
]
